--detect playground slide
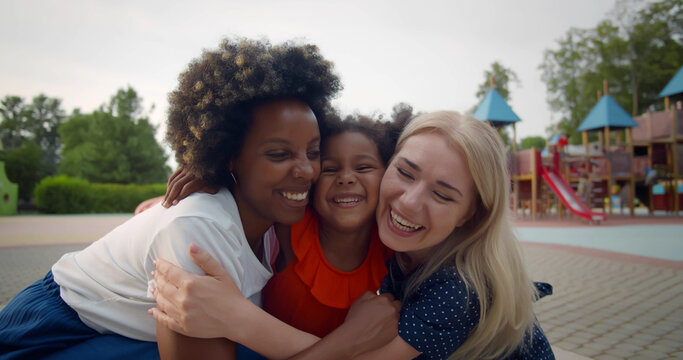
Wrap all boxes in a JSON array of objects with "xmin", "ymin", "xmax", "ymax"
[{"xmin": 539, "ymin": 165, "xmax": 607, "ymax": 222}]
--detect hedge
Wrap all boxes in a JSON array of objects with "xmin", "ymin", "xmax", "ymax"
[{"xmin": 34, "ymin": 175, "xmax": 166, "ymax": 214}]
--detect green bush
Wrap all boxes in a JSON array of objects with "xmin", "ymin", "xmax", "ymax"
[{"xmin": 34, "ymin": 175, "xmax": 165, "ymax": 214}]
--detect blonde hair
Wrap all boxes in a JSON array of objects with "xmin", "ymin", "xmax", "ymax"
[{"xmin": 394, "ymin": 111, "xmax": 538, "ymax": 359}]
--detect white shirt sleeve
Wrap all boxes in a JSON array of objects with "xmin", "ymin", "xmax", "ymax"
[{"xmin": 145, "ymin": 216, "xmax": 246, "ymax": 297}]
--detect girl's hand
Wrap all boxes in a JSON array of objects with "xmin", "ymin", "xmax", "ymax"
[
  {"xmin": 163, "ymin": 167, "xmax": 219, "ymax": 207},
  {"xmin": 134, "ymin": 196, "xmax": 164, "ymax": 215},
  {"xmin": 342, "ymin": 292, "xmax": 401, "ymax": 355},
  {"xmin": 149, "ymin": 243, "xmax": 248, "ymax": 339},
  {"xmin": 287, "ymin": 292, "xmax": 401, "ymax": 359}
]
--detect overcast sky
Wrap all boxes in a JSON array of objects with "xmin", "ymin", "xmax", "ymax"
[{"xmin": 1, "ymin": 0, "xmax": 619, "ymax": 155}]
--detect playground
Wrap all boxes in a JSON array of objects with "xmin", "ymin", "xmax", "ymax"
[{"xmin": 473, "ymin": 67, "xmax": 683, "ymax": 224}]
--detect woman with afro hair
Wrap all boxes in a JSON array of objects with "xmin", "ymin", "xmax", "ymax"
[{"xmin": 0, "ymin": 38, "xmax": 398, "ymax": 360}]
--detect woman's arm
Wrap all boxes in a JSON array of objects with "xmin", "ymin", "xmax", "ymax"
[
  {"xmin": 150, "ymin": 243, "xmax": 400, "ymax": 359},
  {"xmin": 156, "ymin": 322, "xmax": 236, "ymax": 360},
  {"xmin": 354, "ymin": 335, "xmax": 420, "ymax": 360},
  {"xmin": 287, "ymin": 292, "xmax": 402, "ymax": 359}
]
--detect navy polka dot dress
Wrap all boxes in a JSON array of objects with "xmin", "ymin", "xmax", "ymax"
[{"xmin": 379, "ymin": 259, "xmax": 555, "ymax": 360}]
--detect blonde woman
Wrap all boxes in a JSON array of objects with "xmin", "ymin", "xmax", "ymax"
[{"xmin": 151, "ymin": 111, "xmax": 554, "ymax": 359}]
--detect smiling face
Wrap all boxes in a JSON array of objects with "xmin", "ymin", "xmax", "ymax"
[
  {"xmin": 231, "ymin": 99, "xmax": 321, "ymax": 229},
  {"xmin": 376, "ymin": 131, "xmax": 477, "ymax": 265},
  {"xmin": 314, "ymin": 131, "xmax": 385, "ymax": 232}
]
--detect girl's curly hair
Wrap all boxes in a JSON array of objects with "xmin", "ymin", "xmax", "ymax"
[
  {"xmin": 166, "ymin": 38, "xmax": 342, "ymax": 187},
  {"xmin": 320, "ymin": 111, "xmax": 408, "ymax": 166}
]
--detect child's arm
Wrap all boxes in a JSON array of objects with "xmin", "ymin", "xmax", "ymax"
[
  {"xmin": 150, "ymin": 244, "xmax": 400, "ymax": 359},
  {"xmin": 133, "ymin": 168, "xmax": 215, "ymax": 214},
  {"xmin": 163, "ymin": 167, "xmax": 218, "ymax": 207}
]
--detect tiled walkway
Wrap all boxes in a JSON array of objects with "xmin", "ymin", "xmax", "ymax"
[{"xmin": 525, "ymin": 243, "xmax": 682, "ymax": 359}]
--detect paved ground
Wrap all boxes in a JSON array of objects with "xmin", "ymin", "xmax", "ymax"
[{"xmin": 1, "ymin": 214, "xmax": 682, "ymax": 359}]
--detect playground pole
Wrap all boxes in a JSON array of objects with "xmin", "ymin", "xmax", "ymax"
[
  {"xmin": 627, "ymin": 127, "xmax": 635, "ymax": 216},
  {"xmin": 603, "ymin": 81, "xmax": 613, "ymax": 215},
  {"xmin": 646, "ymin": 113, "xmax": 654, "ymax": 214},
  {"xmin": 664, "ymin": 96, "xmax": 669, "ymax": 111},
  {"xmin": 512, "ymin": 123, "xmax": 517, "ymax": 153},
  {"xmin": 582, "ymin": 130, "xmax": 590, "ymax": 211},
  {"xmin": 532, "ymin": 147, "xmax": 537, "ymax": 220},
  {"xmin": 605, "ymin": 125, "xmax": 613, "ymax": 215},
  {"xmin": 672, "ymin": 104, "xmax": 679, "ymax": 214}
]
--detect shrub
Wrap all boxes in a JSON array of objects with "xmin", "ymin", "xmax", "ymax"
[
  {"xmin": 34, "ymin": 175, "xmax": 165, "ymax": 214},
  {"xmin": 3, "ymin": 140, "xmax": 43, "ymax": 202},
  {"xmin": 34, "ymin": 176, "xmax": 91, "ymax": 213}
]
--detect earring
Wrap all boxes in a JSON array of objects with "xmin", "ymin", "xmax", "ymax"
[{"xmin": 231, "ymin": 171, "xmax": 238, "ymax": 185}]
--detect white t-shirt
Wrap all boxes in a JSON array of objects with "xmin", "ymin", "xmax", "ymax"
[{"xmin": 52, "ymin": 188, "xmax": 277, "ymax": 342}]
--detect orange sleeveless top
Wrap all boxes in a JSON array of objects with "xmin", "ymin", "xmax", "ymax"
[{"xmin": 262, "ymin": 209, "xmax": 392, "ymax": 338}]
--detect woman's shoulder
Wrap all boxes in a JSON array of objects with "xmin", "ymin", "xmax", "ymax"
[
  {"xmin": 162, "ymin": 188, "xmax": 240, "ymax": 224},
  {"xmin": 417, "ymin": 266, "xmax": 470, "ymax": 297}
]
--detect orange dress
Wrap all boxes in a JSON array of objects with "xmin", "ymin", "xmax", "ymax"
[{"xmin": 262, "ymin": 209, "xmax": 392, "ymax": 338}]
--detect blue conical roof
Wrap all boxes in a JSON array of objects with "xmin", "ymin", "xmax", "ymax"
[
  {"xmin": 659, "ymin": 65, "xmax": 683, "ymax": 97},
  {"xmin": 472, "ymin": 89, "xmax": 520, "ymax": 127},
  {"xmin": 577, "ymin": 95, "xmax": 638, "ymax": 132}
]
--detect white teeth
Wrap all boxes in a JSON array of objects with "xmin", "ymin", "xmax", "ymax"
[
  {"xmin": 335, "ymin": 197, "xmax": 360, "ymax": 204},
  {"xmin": 282, "ymin": 191, "xmax": 308, "ymax": 201},
  {"xmin": 390, "ymin": 210, "xmax": 422, "ymax": 232}
]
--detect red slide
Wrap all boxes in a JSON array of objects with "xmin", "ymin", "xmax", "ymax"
[{"xmin": 538, "ymin": 164, "xmax": 606, "ymax": 222}]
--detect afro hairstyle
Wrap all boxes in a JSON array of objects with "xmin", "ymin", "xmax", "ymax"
[{"xmin": 166, "ymin": 38, "xmax": 342, "ymax": 187}]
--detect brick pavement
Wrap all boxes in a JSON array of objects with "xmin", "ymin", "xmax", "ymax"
[
  {"xmin": 1, "ymin": 215, "xmax": 682, "ymax": 359},
  {"xmin": 524, "ymin": 243, "xmax": 683, "ymax": 360}
]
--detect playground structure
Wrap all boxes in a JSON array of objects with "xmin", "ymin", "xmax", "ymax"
[
  {"xmin": 474, "ymin": 79, "xmax": 611, "ymax": 222},
  {"xmin": 511, "ymin": 99, "xmax": 683, "ymax": 220},
  {"xmin": 507, "ymin": 67, "xmax": 683, "ymax": 220},
  {"xmin": 509, "ymin": 147, "xmax": 608, "ymax": 222},
  {"xmin": 632, "ymin": 104, "xmax": 683, "ymax": 213}
]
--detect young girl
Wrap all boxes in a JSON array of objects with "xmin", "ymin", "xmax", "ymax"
[
  {"xmin": 0, "ymin": 38, "xmax": 399, "ymax": 360},
  {"xmin": 150, "ymin": 111, "xmax": 555, "ymax": 359},
  {"xmin": 263, "ymin": 116, "xmax": 399, "ymax": 338}
]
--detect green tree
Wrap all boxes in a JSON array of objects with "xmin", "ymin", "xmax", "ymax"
[
  {"xmin": 2, "ymin": 140, "xmax": 42, "ymax": 201},
  {"xmin": 476, "ymin": 61, "xmax": 521, "ymax": 102},
  {"xmin": 625, "ymin": 0, "xmax": 683, "ymax": 114},
  {"xmin": 59, "ymin": 87, "xmax": 170, "ymax": 184},
  {"xmin": 1, "ymin": 94, "xmax": 66, "ymax": 201},
  {"xmin": 26, "ymin": 94, "xmax": 66, "ymax": 175},
  {"xmin": 520, "ymin": 136, "xmax": 547, "ymax": 151},
  {"xmin": 540, "ymin": 27, "xmax": 596, "ymax": 143},
  {"xmin": 540, "ymin": 0, "xmax": 683, "ymax": 143},
  {"xmin": 0, "ymin": 96, "xmax": 29, "ymax": 150}
]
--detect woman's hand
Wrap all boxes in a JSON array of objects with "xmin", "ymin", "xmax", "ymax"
[
  {"xmin": 163, "ymin": 167, "xmax": 219, "ymax": 207},
  {"xmin": 149, "ymin": 243, "xmax": 249, "ymax": 340}
]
